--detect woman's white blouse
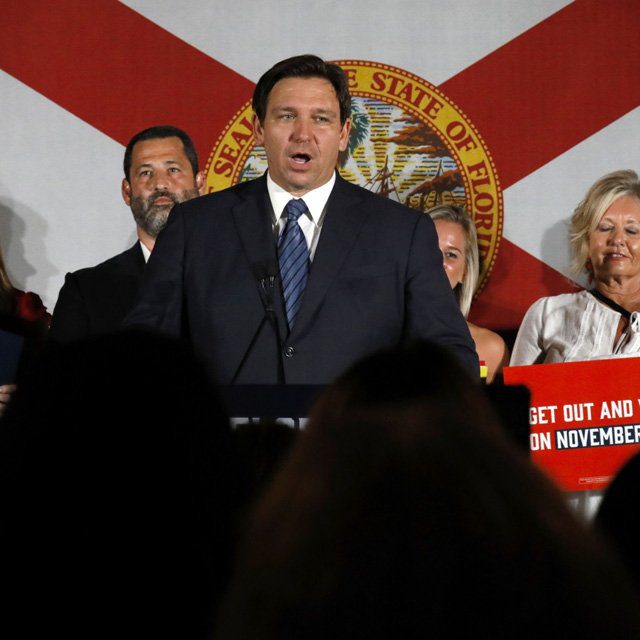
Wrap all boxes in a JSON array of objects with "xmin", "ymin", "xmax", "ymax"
[{"xmin": 510, "ymin": 290, "xmax": 640, "ymax": 366}]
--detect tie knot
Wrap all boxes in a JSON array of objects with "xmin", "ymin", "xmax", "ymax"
[{"xmin": 285, "ymin": 198, "xmax": 307, "ymax": 222}]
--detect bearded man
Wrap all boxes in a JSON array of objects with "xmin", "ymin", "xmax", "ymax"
[{"xmin": 49, "ymin": 126, "xmax": 204, "ymax": 344}]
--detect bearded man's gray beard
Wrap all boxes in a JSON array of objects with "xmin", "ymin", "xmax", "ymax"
[{"xmin": 131, "ymin": 188, "xmax": 199, "ymax": 238}]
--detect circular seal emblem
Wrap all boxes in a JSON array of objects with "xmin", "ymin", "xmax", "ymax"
[{"xmin": 205, "ymin": 60, "xmax": 502, "ymax": 293}]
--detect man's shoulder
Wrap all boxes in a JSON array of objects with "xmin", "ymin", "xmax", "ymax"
[
  {"xmin": 333, "ymin": 175, "xmax": 423, "ymax": 217},
  {"xmin": 66, "ymin": 244, "xmax": 144, "ymax": 284},
  {"xmin": 179, "ymin": 175, "xmax": 266, "ymax": 211},
  {"xmin": 332, "ymin": 175, "xmax": 429, "ymax": 233}
]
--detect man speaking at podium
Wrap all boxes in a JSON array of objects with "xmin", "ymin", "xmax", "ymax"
[{"xmin": 125, "ymin": 55, "xmax": 477, "ymax": 384}]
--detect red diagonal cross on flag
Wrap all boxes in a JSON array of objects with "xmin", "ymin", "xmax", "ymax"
[{"xmin": 1, "ymin": 0, "xmax": 639, "ymax": 330}]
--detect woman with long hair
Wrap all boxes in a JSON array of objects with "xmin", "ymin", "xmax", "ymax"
[{"xmin": 428, "ymin": 204, "xmax": 508, "ymax": 382}]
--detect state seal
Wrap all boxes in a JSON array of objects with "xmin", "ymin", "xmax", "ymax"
[{"xmin": 205, "ymin": 60, "xmax": 502, "ymax": 293}]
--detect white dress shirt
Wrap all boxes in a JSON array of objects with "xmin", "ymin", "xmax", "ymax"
[
  {"xmin": 511, "ymin": 290, "xmax": 640, "ymax": 366},
  {"xmin": 140, "ymin": 241, "xmax": 151, "ymax": 263},
  {"xmin": 266, "ymin": 172, "xmax": 335, "ymax": 261}
]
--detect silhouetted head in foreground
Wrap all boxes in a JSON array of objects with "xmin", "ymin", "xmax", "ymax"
[
  {"xmin": 217, "ymin": 341, "xmax": 640, "ymax": 639},
  {"xmin": 596, "ymin": 450, "xmax": 640, "ymax": 589},
  {"xmin": 0, "ymin": 330, "xmax": 236, "ymax": 639},
  {"xmin": 309, "ymin": 340, "xmax": 497, "ymax": 432}
]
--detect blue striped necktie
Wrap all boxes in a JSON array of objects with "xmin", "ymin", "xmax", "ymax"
[{"xmin": 278, "ymin": 198, "xmax": 310, "ymax": 330}]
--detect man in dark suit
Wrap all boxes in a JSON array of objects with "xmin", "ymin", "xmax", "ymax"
[
  {"xmin": 126, "ymin": 56, "xmax": 478, "ymax": 384},
  {"xmin": 49, "ymin": 126, "xmax": 204, "ymax": 344}
]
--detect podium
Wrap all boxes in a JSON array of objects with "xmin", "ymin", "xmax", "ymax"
[
  {"xmin": 219, "ymin": 385, "xmax": 325, "ymax": 430},
  {"xmin": 219, "ymin": 383, "xmax": 531, "ymax": 450}
]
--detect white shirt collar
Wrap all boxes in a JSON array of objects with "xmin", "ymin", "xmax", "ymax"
[
  {"xmin": 139, "ymin": 240, "xmax": 151, "ymax": 263},
  {"xmin": 266, "ymin": 171, "xmax": 336, "ymax": 223}
]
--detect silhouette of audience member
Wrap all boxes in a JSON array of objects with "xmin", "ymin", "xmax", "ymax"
[
  {"xmin": 311, "ymin": 339, "xmax": 530, "ymax": 451},
  {"xmin": 0, "ymin": 330, "xmax": 237, "ymax": 640},
  {"xmin": 309, "ymin": 340, "xmax": 499, "ymax": 431},
  {"xmin": 217, "ymin": 342, "xmax": 640, "ymax": 639},
  {"xmin": 231, "ymin": 420, "xmax": 299, "ymax": 509},
  {"xmin": 595, "ymin": 452, "xmax": 640, "ymax": 589}
]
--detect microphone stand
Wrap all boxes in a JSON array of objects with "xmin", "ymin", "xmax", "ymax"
[{"xmin": 230, "ymin": 263, "xmax": 284, "ymax": 384}]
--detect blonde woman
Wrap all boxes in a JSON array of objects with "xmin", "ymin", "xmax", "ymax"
[
  {"xmin": 511, "ymin": 170, "xmax": 640, "ymax": 365},
  {"xmin": 429, "ymin": 205, "xmax": 508, "ymax": 383}
]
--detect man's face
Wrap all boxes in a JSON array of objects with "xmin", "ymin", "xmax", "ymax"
[
  {"xmin": 122, "ymin": 136, "xmax": 204, "ymax": 238},
  {"xmin": 253, "ymin": 76, "xmax": 351, "ymax": 197}
]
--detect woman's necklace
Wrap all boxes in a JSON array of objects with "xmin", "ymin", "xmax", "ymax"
[
  {"xmin": 589, "ymin": 288, "xmax": 631, "ymax": 319},
  {"xmin": 590, "ymin": 289, "xmax": 633, "ymax": 353}
]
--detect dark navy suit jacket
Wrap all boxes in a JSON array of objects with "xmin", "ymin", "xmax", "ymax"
[
  {"xmin": 125, "ymin": 174, "xmax": 478, "ymax": 384},
  {"xmin": 50, "ymin": 243, "xmax": 145, "ymax": 344}
]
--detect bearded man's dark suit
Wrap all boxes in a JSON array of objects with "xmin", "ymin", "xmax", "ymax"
[
  {"xmin": 125, "ymin": 173, "xmax": 478, "ymax": 384},
  {"xmin": 50, "ymin": 243, "xmax": 145, "ymax": 344}
]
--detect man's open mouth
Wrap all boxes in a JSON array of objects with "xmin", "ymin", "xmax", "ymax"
[{"xmin": 291, "ymin": 153, "xmax": 311, "ymax": 164}]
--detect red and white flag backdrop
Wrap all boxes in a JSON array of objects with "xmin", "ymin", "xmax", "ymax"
[{"xmin": 1, "ymin": 0, "xmax": 639, "ymax": 333}]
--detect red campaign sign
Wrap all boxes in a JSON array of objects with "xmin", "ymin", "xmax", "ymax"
[{"xmin": 503, "ymin": 357, "xmax": 640, "ymax": 492}]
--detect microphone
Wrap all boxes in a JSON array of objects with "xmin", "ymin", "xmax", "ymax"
[
  {"xmin": 264, "ymin": 260, "xmax": 279, "ymax": 317},
  {"xmin": 253, "ymin": 263, "xmax": 268, "ymax": 296},
  {"xmin": 230, "ymin": 263, "xmax": 284, "ymax": 384},
  {"xmin": 263, "ymin": 260, "xmax": 284, "ymax": 383}
]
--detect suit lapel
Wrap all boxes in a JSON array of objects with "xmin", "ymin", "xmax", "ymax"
[
  {"xmin": 291, "ymin": 176, "xmax": 367, "ymax": 336},
  {"xmin": 231, "ymin": 179, "xmax": 276, "ymax": 267},
  {"xmin": 231, "ymin": 177, "xmax": 288, "ymax": 341},
  {"xmin": 124, "ymin": 242, "xmax": 146, "ymax": 276}
]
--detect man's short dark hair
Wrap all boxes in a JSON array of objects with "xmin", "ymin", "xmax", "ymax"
[
  {"xmin": 252, "ymin": 54, "xmax": 351, "ymax": 126},
  {"xmin": 123, "ymin": 125, "xmax": 199, "ymax": 180}
]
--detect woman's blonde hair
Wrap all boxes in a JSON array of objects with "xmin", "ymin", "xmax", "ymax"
[
  {"xmin": 427, "ymin": 205, "xmax": 479, "ymax": 317},
  {"xmin": 569, "ymin": 170, "xmax": 640, "ymax": 276}
]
